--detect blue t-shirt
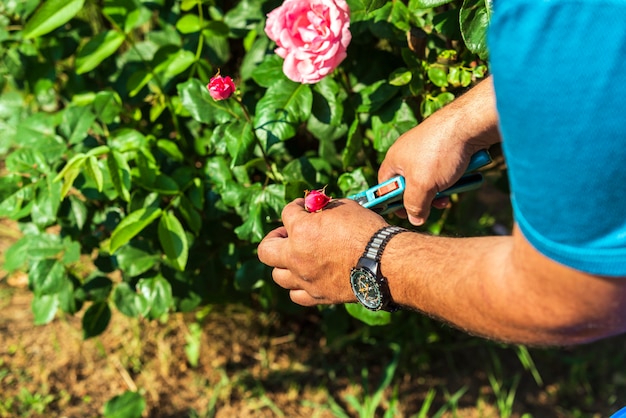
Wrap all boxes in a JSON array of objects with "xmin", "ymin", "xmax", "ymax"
[{"xmin": 488, "ymin": 0, "xmax": 626, "ymax": 276}]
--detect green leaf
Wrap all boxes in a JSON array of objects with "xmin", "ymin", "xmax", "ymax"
[
  {"xmin": 410, "ymin": 0, "xmax": 454, "ymax": 7},
  {"xmin": 250, "ymin": 54, "xmax": 286, "ymax": 88},
  {"xmin": 112, "ymin": 282, "xmax": 150, "ymax": 318},
  {"xmin": 23, "ymin": 0, "xmax": 85, "ymax": 39},
  {"xmin": 389, "ymin": 69, "xmax": 413, "ymax": 86},
  {"xmin": 93, "ymin": 91, "xmax": 123, "ymax": 124},
  {"xmin": 427, "ymin": 67, "xmax": 448, "ymax": 87},
  {"xmin": 60, "ymin": 105, "xmax": 97, "ymax": 145},
  {"xmin": 32, "ymin": 177, "xmax": 62, "ymax": 227},
  {"xmin": 76, "ymin": 30, "xmax": 126, "ymax": 74},
  {"xmin": 31, "ymin": 294, "xmax": 59, "ymax": 325},
  {"xmin": 109, "ymin": 207, "xmax": 163, "ymax": 253},
  {"xmin": 224, "ymin": 120, "xmax": 255, "ymax": 167},
  {"xmin": 103, "ymin": 391, "xmax": 146, "ymax": 418},
  {"xmin": 54, "ymin": 153, "xmax": 87, "ymax": 197},
  {"xmin": 347, "ymin": 0, "xmax": 387, "ymax": 22},
  {"xmin": 178, "ymin": 78, "xmax": 244, "ymax": 125},
  {"xmin": 234, "ymin": 259, "xmax": 265, "ymax": 292},
  {"xmin": 342, "ymin": 118, "xmax": 364, "ymax": 169},
  {"xmin": 153, "ymin": 47, "xmax": 196, "ymax": 79},
  {"xmin": 345, "ymin": 303, "xmax": 392, "ymax": 326},
  {"xmin": 176, "ymin": 14, "xmax": 204, "ymax": 34},
  {"xmin": 137, "ymin": 275, "xmax": 173, "ymax": 319},
  {"xmin": 337, "ymin": 169, "xmax": 369, "ymax": 197},
  {"xmin": 158, "ymin": 211, "xmax": 189, "ymax": 271},
  {"xmin": 107, "ymin": 150, "xmax": 131, "ymax": 202},
  {"xmin": 83, "ymin": 276, "xmax": 114, "ymax": 302},
  {"xmin": 460, "ymin": 0, "xmax": 491, "ymax": 59},
  {"xmin": 114, "ymin": 245, "xmax": 159, "ymax": 277},
  {"xmin": 372, "ymin": 100, "xmax": 418, "ymax": 153},
  {"xmin": 82, "ymin": 301, "xmax": 112, "ymax": 339},
  {"xmin": 254, "ymin": 80, "xmax": 313, "ymax": 144},
  {"xmin": 103, "ymin": 0, "xmax": 152, "ymax": 34},
  {"xmin": 28, "ymin": 259, "xmax": 66, "ymax": 296},
  {"xmin": 85, "ymin": 155, "xmax": 104, "ymax": 192}
]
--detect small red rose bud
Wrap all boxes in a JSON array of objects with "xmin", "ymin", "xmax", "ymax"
[
  {"xmin": 304, "ymin": 187, "xmax": 332, "ymax": 212},
  {"xmin": 207, "ymin": 73, "xmax": 236, "ymax": 101}
]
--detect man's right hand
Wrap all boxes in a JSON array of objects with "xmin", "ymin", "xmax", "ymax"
[{"xmin": 378, "ymin": 77, "xmax": 501, "ymax": 226}]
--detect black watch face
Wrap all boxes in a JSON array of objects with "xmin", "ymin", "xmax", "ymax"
[{"xmin": 350, "ymin": 267, "xmax": 383, "ymax": 311}]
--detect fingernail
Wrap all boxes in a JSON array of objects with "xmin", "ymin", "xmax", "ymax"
[{"xmin": 409, "ymin": 215, "xmax": 424, "ymax": 226}]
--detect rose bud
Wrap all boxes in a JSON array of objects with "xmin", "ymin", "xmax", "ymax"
[
  {"xmin": 207, "ymin": 74, "xmax": 236, "ymax": 101},
  {"xmin": 304, "ymin": 187, "xmax": 332, "ymax": 212}
]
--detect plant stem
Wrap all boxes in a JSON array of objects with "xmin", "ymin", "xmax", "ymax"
[{"xmin": 234, "ymin": 97, "xmax": 281, "ymax": 183}]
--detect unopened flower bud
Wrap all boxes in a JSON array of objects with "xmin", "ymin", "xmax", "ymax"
[
  {"xmin": 304, "ymin": 187, "xmax": 331, "ymax": 212},
  {"xmin": 207, "ymin": 74, "xmax": 236, "ymax": 101}
]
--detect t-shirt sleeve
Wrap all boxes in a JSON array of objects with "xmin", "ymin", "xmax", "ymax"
[{"xmin": 488, "ymin": 0, "xmax": 626, "ymax": 276}]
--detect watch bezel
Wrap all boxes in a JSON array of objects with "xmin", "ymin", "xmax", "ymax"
[{"xmin": 350, "ymin": 266, "xmax": 384, "ymax": 311}]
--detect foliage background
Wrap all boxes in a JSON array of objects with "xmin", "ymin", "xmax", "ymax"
[{"xmin": 1, "ymin": 0, "xmax": 625, "ymax": 416}]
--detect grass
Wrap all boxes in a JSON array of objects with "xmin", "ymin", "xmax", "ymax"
[{"xmin": 2, "ymin": 280, "xmax": 626, "ymax": 417}]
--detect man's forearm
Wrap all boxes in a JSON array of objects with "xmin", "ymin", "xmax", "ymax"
[{"xmin": 382, "ymin": 226, "xmax": 626, "ymax": 346}]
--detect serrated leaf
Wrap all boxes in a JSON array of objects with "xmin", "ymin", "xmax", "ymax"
[
  {"xmin": 254, "ymin": 80, "xmax": 312, "ymax": 144},
  {"xmin": 29, "ymin": 259, "xmax": 66, "ymax": 296},
  {"xmin": 23, "ymin": 0, "xmax": 85, "ymax": 39},
  {"xmin": 224, "ymin": 120, "xmax": 255, "ymax": 167},
  {"xmin": 32, "ymin": 177, "xmax": 62, "ymax": 226},
  {"xmin": 32, "ymin": 294, "xmax": 59, "ymax": 325},
  {"xmin": 115, "ymin": 245, "xmax": 159, "ymax": 278},
  {"xmin": 158, "ymin": 211, "xmax": 189, "ymax": 271},
  {"xmin": 109, "ymin": 207, "xmax": 163, "ymax": 253},
  {"xmin": 76, "ymin": 30, "xmax": 126, "ymax": 74},
  {"xmin": 137, "ymin": 275, "xmax": 173, "ymax": 319},
  {"xmin": 85, "ymin": 155, "xmax": 104, "ymax": 192},
  {"xmin": 82, "ymin": 301, "xmax": 112, "ymax": 339},
  {"xmin": 460, "ymin": 0, "xmax": 491, "ymax": 59},
  {"xmin": 107, "ymin": 150, "xmax": 131, "ymax": 202}
]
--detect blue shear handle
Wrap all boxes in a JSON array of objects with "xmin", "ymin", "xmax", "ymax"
[{"xmin": 465, "ymin": 149, "xmax": 492, "ymax": 173}]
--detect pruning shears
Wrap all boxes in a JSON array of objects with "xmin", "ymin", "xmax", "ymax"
[{"xmin": 348, "ymin": 149, "xmax": 492, "ymax": 215}]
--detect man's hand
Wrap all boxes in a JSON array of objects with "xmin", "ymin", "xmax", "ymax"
[
  {"xmin": 257, "ymin": 198, "xmax": 388, "ymax": 306},
  {"xmin": 378, "ymin": 77, "xmax": 501, "ymax": 226}
]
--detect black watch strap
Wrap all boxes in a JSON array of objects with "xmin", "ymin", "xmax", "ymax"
[
  {"xmin": 362, "ymin": 225, "xmax": 408, "ymax": 262},
  {"xmin": 363, "ymin": 225, "xmax": 408, "ymax": 312}
]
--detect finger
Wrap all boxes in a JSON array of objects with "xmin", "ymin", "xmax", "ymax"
[
  {"xmin": 257, "ymin": 226, "xmax": 289, "ymax": 268},
  {"xmin": 271, "ymin": 267, "xmax": 300, "ymax": 290},
  {"xmin": 289, "ymin": 289, "xmax": 324, "ymax": 307},
  {"xmin": 404, "ymin": 193, "xmax": 436, "ymax": 226},
  {"xmin": 432, "ymin": 196, "xmax": 451, "ymax": 209},
  {"xmin": 377, "ymin": 161, "xmax": 404, "ymax": 184},
  {"xmin": 280, "ymin": 198, "xmax": 307, "ymax": 230}
]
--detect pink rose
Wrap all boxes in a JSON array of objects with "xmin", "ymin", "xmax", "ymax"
[
  {"xmin": 304, "ymin": 187, "xmax": 332, "ymax": 212},
  {"xmin": 207, "ymin": 74, "xmax": 236, "ymax": 100},
  {"xmin": 265, "ymin": 0, "xmax": 351, "ymax": 84}
]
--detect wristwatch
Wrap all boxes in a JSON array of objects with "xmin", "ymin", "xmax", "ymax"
[{"xmin": 350, "ymin": 225, "xmax": 408, "ymax": 312}]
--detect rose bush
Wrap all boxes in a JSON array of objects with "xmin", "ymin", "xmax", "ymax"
[
  {"xmin": 265, "ymin": 0, "xmax": 352, "ymax": 83},
  {"xmin": 0, "ymin": 0, "xmax": 492, "ymax": 336}
]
